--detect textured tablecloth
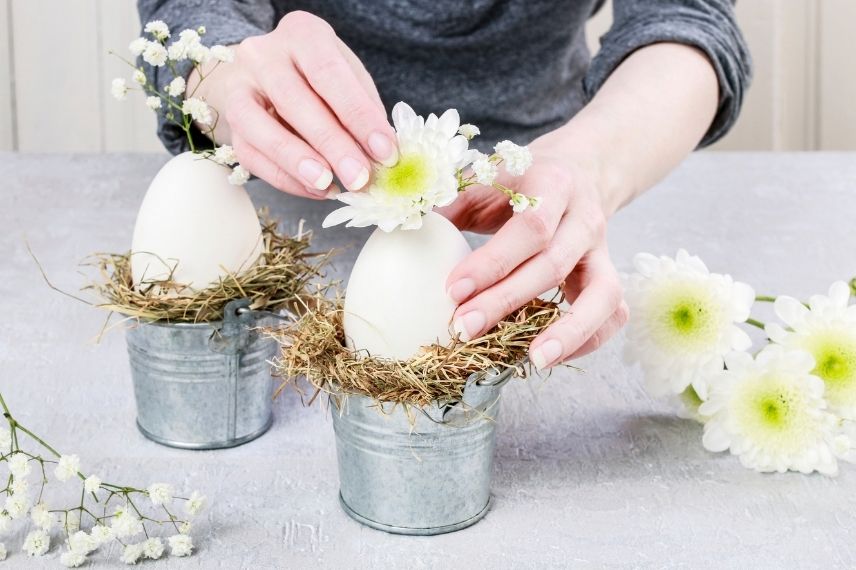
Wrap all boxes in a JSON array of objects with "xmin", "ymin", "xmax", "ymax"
[{"xmin": 2, "ymin": 152, "xmax": 855, "ymax": 569}]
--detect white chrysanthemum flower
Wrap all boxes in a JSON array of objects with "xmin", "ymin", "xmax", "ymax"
[
  {"xmin": 509, "ymin": 193, "xmax": 529, "ymax": 213},
  {"xmin": 182, "ymin": 97, "xmax": 212, "ymax": 125},
  {"xmin": 132, "ymin": 69, "xmax": 146, "ymax": 85},
  {"xmin": 128, "ymin": 37, "xmax": 148, "ymax": 56},
  {"xmin": 145, "ymin": 96, "xmax": 162, "ymax": 110},
  {"xmin": 700, "ymin": 346, "xmax": 850, "ymax": 475},
  {"xmin": 60, "ymin": 549, "xmax": 87, "ymax": 568},
  {"xmin": 111, "ymin": 78, "xmax": 128, "ymax": 101},
  {"xmin": 168, "ymin": 534, "xmax": 193, "ymax": 557},
  {"xmin": 121, "ymin": 542, "xmax": 145, "ymax": 565},
  {"xmin": 494, "ymin": 140, "xmax": 532, "ymax": 176},
  {"xmin": 228, "ymin": 164, "xmax": 250, "ymax": 186},
  {"xmin": 0, "ymin": 428, "xmax": 10, "ymax": 449},
  {"xmin": 30, "ymin": 502, "xmax": 54, "ymax": 531},
  {"xmin": 23, "ymin": 529, "xmax": 50, "ymax": 556},
  {"xmin": 55, "ymin": 454, "xmax": 80, "ymax": 482},
  {"xmin": 90, "ymin": 524, "xmax": 113, "ymax": 546},
  {"xmin": 212, "ymin": 145, "xmax": 238, "ymax": 166},
  {"xmin": 185, "ymin": 490, "xmax": 206, "ymax": 516},
  {"xmin": 324, "ymin": 101, "xmax": 472, "ymax": 232},
  {"xmin": 624, "ymin": 249, "xmax": 755, "ymax": 398},
  {"xmin": 144, "ymin": 20, "xmax": 170, "ymax": 41},
  {"xmin": 471, "ymin": 152, "xmax": 497, "ymax": 185},
  {"xmin": 766, "ymin": 281, "xmax": 856, "ymax": 419},
  {"xmin": 167, "ymin": 76, "xmax": 186, "ymax": 97},
  {"xmin": 147, "ymin": 483, "xmax": 173, "ymax": 506},
  {"xmin": 111, "ymin": 506, "xmax": 143, "ymax": 539},
  {"xmin": 142, "ymin": 41, "xmax": 168, "ymax": 67},
  {"xmin": 143, "ymin": 537, "xmax": 164, "ymax": 559},
  {"xmin": 457, "ymin": 123, "xmax": 480, "ymax": 140},
  {"xmin": 67, "ymin": 530, "xmax": 98, "ymax": 555},
  {"xmin": 210, "ymin": 44, "xmax": 234, "ymax": 63},
  {"xmin": 84, "ymin": 475, "xmax": 102, "ymax": 494}
]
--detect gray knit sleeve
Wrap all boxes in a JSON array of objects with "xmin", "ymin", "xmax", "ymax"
[
  {"xmin": 584, "ymin": 0, "xmax": 751, "ymax": 147},
  {"xmin": 136, "ymin": 0, "xmax": 276, "ymax": 154}
]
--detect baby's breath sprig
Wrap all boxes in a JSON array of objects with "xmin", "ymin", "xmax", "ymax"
[{"xmin": 0, "ymin": 390, "xmax": 206, "ymax": 566}]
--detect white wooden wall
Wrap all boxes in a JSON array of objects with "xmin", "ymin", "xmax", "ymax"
[{"xmin": 1, "ymin": 0, "xmax": 855, "ymax": 152}]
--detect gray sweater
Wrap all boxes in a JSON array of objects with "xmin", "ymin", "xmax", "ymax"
[{"xmin": 138, "ymin": 0, "xmax": 750, "ymax": 155}]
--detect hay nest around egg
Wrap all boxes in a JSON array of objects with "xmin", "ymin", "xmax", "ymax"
[
  {"xmin": 85, "ymin": 215, "xmax": 333, "ymax": 324},
  {"xmin": 269, "ymin": 294, "xmax": 568, "ymax": 408}
]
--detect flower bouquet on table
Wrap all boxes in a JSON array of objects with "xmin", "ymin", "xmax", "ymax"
[
  {"xmin": 96, "ymin": 21, "xmax": 333, "ymax": 449},
  {"xmin": 624, "ymin": 250, "xmax": 856, "ymax": 476},
  {"xmin": 272, "ymin": 102, "xmax": 564, "ymax": 535}
]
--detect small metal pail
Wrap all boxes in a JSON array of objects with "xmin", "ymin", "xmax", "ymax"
[
  {"xmin": 126, "ymin": 298, "xmax": 278, "ymax": 449},
  {"xmin": 331, "ymin": 367, "xmax": 514, "ymax": 535}
]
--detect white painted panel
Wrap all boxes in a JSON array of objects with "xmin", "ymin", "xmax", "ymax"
[
  {"xmin": 818, "ymin": 0, "xmax": 856, "ymax": 150},
  {"xmin": 586, "ymin": 0, "xmax": 612, "ymax": 55},
  {"xmin": 99, "ymin": 0, "xmax": 163, "ymax": 152},
  {"xmin": 12, "ymin": 0, "xmax": 102, "ymax": 152},
  {"xmin": 0, "ymin": 0, "xmax": 14, "ymax": 150}
]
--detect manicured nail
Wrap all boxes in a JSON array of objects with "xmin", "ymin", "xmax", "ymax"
[
  {"xmin": 298, "ymin": 159, "xmax": 333, "ymax": 192},
  {"xmin": 338, "ymin": 157, "xmax": 370, "ymax": 190},
  {"xmin": 368, "ymin": 132, "xmax": 398, "ymax": 167},
  {"xmin": 325, "ymin": 184, "xmax": 341, "ymax": 200},
  {"xmin": 447, "ymin": 278, "xmax": 476, "ymax": 303},
  {"xmin": 530, "ymin": 339, "xmax": 563, "ymax": 370},
  {"xmin": 453, "ymin": 311, "xmax": 486, "ymax": 342}
]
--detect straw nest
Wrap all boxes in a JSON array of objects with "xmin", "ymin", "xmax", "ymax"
[
  {"xmin": 270, "ymin": 295, "xmax": 565, "ymax": 407},
  {"xmin": 85, "ymin": 216, "xmax": 331, "ymax": 323}
]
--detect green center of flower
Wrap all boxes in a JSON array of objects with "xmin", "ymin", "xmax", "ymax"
[
  {"xmin": 735, "ymin": 375, "xmax": 815, "ymax": 451},
  {"xmin": 651, "ymin": 284, "xmax": 721, "ymax": 350},
  {"xmin": 757, "ymin": 394, "xmax": 788, "ymax": 428},
  {"xmin": 376, "ymin": 154, "xmax": 431, "ymax": 198},
  {"xmin": 804, "ymin": 331, "xmax": 856, "ymax": 411}
]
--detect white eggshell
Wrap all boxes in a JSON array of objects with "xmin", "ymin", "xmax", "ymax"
[
  {"xmin": 130, "ymin": 152, "xmax": 263, "ymax": 291},
  {"xmin": 344, "ymin": 211, "xmax": 472, "ymax": 359}
]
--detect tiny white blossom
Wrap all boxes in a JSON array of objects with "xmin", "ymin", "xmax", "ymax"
[
  {"xmin": 182, "ymin": 97, "xmax": 213, "ymax": 125},
  {"xmin": 178, "ymin": 521, "xmax": 192, "ymax": 535},
  {"xmin": 5, "ymin": 493, "xmax": 29, "ymax": 519},
  {"xmin": 528, "ymin": 196, "xmax": 542, "ymax": 210},
  {"xmin": 145, "ymin": 96, "xmax": 162, "ymax": 110},
  {"xmin": 471, "ymin": 153, "xmax": 497, "ymax": 185},
  {"xmin": 84, "ymin": 475, "xmax": 102, "ymax": 494},
  {"xmin": 212, "ymin": 145, "xmax": 238, "ymax": 166},
  {"xmin": 0, "ymin": 428, "xmax": 10, "ymax": 449},
  {"xmin": 121, "ymin": 542, "xmax": 145, "ymax": 565},
  {"xmin": 60, "ymin": 549, "xmax": 87, "ymax": 568},
  {"xmin": 168, "ymin": 534, "xmax": 193, "ymax": 557},
  {"xmin": 23, "ymin": 529, "xmax": 50, "ymax": 556},
  {"xmin": 10, "ymin": 476, "xmax": 29, "ymax": 495},
  {"xmin": 67, "ymin": 530, "xmax": 98, "ymax": 555},
  {"xmin": 111, "ymin": 78, "xmax": 129, "ymax": 101},
  {"xmin": 111, "ymin": 506, "xmax": 143, "ymax": 539},
  {"xmin": 494, "ymin": 140, "xmax": 533, "ymax": 176},
  {"xmin": 143, "ymin": 537, "xmax": 164, "ymax": 559},
  {"xmin": 142, "ymin": 41, "xmax": 168, "ymax": 67},
  {"xmin": 210, "ymin": 45, "xmax": 234, "ymax": 63},
  {"xmin": 509, "ymin": 193, "xmax": 529, "ymax": 213},
  {"xmin": 128, "ymin": 37, "xmax": 148, "ymax": 56},
  {"xmin": 167, "ymin": 41, "xmax": 187, "ymax": 62},
  {"xmin": 197, "ymin": 25, "xmax": 206, "ymax": 35},
  {"xmin": 178, "ymin": 29, "xmax": 200, "ymax": 44},
  {"xmin": 30, "ymin": 502, "xmax": 54, "ymax": 531},
  {"xmin": 457, "ymin": 124, "xmax": 480, "ymax": 139},
  {"xmin": 55, "ymin": 454, "xmax": 81, "ymax": 482},
  {"xmin": 90, "ymin": 524, "xmax": 113, "ymax": 546},
  {"xmin": 147, "ymin": 483, "xmax": 173, "ymax": 506},
  {"xmin": 144, "ymin": 20, "xmax": 170, "ymax": 41},
  {"xmin": 0, "ymin": 543, "xmax": 5, "ymax": 561},
  {"xmin": 185, "ymin": 490, "xmax": 206, "ymax": 516},
  {"xmin": 228, "ymin": 165, "xmax": 250, "ymax": 186},
  {"xmin": 132, "ymin": 69, "xmax": 146, "ymax": 86},
  {"xmin": 167, "ymin": 76, "xmax": 186, "ymax": 97},
  {"xmin": 188, "ymin": 43, "xmax": 210, "ymax": 63}
]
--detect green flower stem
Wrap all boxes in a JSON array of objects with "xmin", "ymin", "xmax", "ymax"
[
  {"xmin": 745, "ymin": 317, "xmax": 766, "ymax": 330},
  {"xmin": 755, "ymin": 295, "xmax": 777, "ymax": 303}
]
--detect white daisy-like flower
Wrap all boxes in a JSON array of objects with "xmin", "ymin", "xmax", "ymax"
[
  {"xmin": 55, "ymin": 454, "xmax": 80, "ymax": 481},
  {"xmin": 324, "ymin": 101, "xmax": 472, "ymax": 232},
  {"xmin": 457, "ymin": 123, "xmax": 480, "ymax": 140},
  {"xmin": 470, "ymin": 152, "xmax": 497, "ymax": 185},
  {"xmin": 128, "ymin": 37, "xmax": 148, "ymax": 56},
  {"xmin": 228, "ymin": 164, "xmax": 250, "ymax": 186},
  {"xmin": 144, "ymin": 20, "xmax": 170, "ymax": 41},
  {"xmin": 145, "ymin": 96, "xmax": 162, "ymax": 110},
  {"xmin": 90, "ymin": 524, "xmax": 113, "ymax": 546},
  {"xmin": 142, "ymin": 41, "xmax": 168, "ymax": 67},
  {"xmin": 67, "ymin": 530, "xmax": 98, "ymax": 555},
  {"xmin": 84, "ymin": 475, "xmax": 102, "ymax": 494},
  {"xmin": 212, "ymin": 145, "xmax": 238, "ymax": 166},
  {"xmin": 147, "ymin": 482, "xmax": 173, "ymax": 506},
  {"xmin": 210, "ymin": 45, "xmax": 234, "ymax": 63},
  {"xmin": 168, "ymin": 534, "xmax": 193, "ymax": 557},
  {"xmin": 766, "ymin": 281, "xmax": 856, "ymax": 419},
  {"xmin": 509, "ymin": 193, "xmax": 529, "ymax": 213},
  {"xmin": 121, "ymin": 542, "xmax": 145, "ymax": 565},
  {"xmin": 23, "ymin": 529, "xmax": 50, "ymax": 556},
  {"xmin": 182, "ymin": 97, "xmax": 213, "ymax": 125},
  {"xmin": 494, "ymin": 140, "xmax": 532, "ymax": 176},
  {"xmin": 132, "ymin": 69, "xmax": 146, "ymax": 86},
  {"xmin": 30, "ymin": 502, "xmax": 54, "ymax": 531},
  {"xmin": 185, "ymin": 490, "xmax": 206, "ymax": 516},
  {"xmin": 111, "ymin": 78, "xmax": 128, "ymax": 101},
  {"xmin": 700, "ymin": 346, "xmax": 850, "ymax": 475},
  {"xmin": 143, "ymin": 537, "xmax": 165, "ymax": 559},
  {"xmin": 624, "ymin": 249, "xmax": 755, "ymax": 398},
  {"xmin": 60, "ymin": 549, "xmax": 87, "ymax": 568},
  {"xmin": 167, "ymin": 76, "xmax": 186, "ymax": 97}
]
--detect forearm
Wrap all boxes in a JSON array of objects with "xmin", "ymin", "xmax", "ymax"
[{"xmin": 546, "ymin": 42, "xmax": 720, "ymax": 216}]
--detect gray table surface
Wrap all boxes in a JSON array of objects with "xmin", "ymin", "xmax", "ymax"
[{"xmin": 2, "ymin": 152, "xmax": 855, "ymax": 569}]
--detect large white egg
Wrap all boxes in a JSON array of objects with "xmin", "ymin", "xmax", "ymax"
[
  {"xmin": 131, "ymin": 152, "xmax": 264, "ymax": 291},
  {"xmin": 344, "ymin": 211, "xmax": 472, "ymax": 359}
]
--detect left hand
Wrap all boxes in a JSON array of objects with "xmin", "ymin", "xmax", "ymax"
[{"xmin": 438, "ymin": 135, "xmax": 630, "ymax": 369}]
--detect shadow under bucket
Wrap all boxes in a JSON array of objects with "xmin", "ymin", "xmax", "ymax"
[
  {"xmin": 126, "ymin": 299, "xmax": 279, "ymax": 449},
  {"xmin": 331, "ymin": 367, "xmax": 513, "ymax": 535}
]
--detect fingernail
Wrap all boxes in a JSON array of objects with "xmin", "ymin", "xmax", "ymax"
[
  {"xmin": 338, "ymin": 157, "xmax": 370, "ymax": 190},
  {"xmin": 368, "ymin": 132, "xmax": 398, "ymax": 167},
  {"xmin": 447, "ymin": 278, "xmax": 476, "ymax": 303},
  {"xmin": 298, "ymin": 159, "xmax": 333, "ymax": 191},
  {"xmin": 325, "ymin": 184, "xmax": 341, "ymax": 200},
  {"xmin": 453, "ymin": 311, "xmax": 486, "ymax": 342},
  {"xmin": 530, "ymin": 339, "xmax": 563, "ymax": 371}
]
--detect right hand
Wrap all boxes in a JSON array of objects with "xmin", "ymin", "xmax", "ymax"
[{"xmin": 191, "ymin": 11, "xmax": 398, "ymax": 198}]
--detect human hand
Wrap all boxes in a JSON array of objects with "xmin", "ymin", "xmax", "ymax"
[
  {"xmin": 191, "ymin": 11, "xmax": 397, "ymax": 198},
  {"xmin": 439, "ymin": 134, "xmax": 629, "ymax": 369}
]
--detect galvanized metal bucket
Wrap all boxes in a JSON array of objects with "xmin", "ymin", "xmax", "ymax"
[
  {"xmin": 331, "ymin": 366, "xmax": 515, "ymax": 535},
  {"xmin": 125, "ymin": 298, "xmax": 280, "ymax": 449}
]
